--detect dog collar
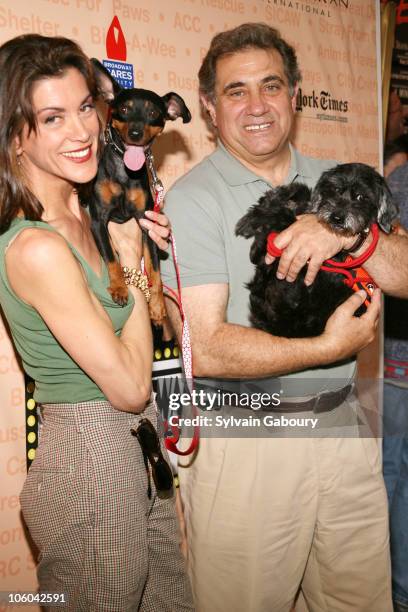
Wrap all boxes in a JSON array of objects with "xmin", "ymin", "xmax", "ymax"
[
  {"xmin": 342, "ymin": 228, "xmax": 370, "ymax": 254},
  {"xmin": 324, "ymin": 224, "xmax": 379, "ymax": 268},
  {"xmin": 104, "ymin": 123, "xmax": 126, "ymax": 157}
]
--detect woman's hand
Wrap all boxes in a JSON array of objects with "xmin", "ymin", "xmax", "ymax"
[
  {"xmin": 108, "ymin": 217, "xmax": 142, "ymax": 264},
  {"xmin": 139, "ymin": 210, "xmax": 171, "ymax": 251},
  {"xmin": 108, "ymin": 210, "xmax": 171, "ymax": 267}
]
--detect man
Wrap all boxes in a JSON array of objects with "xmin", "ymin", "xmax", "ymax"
[
  {"xmin": 161, "ymin": 23, "xmax": 391, "ymax": 612},
  {"xmin": 384, "ymin": 138, "xmax": 408, "ymax": 178},
  {"xmin": 383, "ymin": 162, "xmax": 408, "ymax": 612}
]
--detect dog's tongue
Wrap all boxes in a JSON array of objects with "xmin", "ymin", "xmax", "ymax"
[{"xmin": 124, "ymin": 145, "xmax": 145, "ymax": 171}]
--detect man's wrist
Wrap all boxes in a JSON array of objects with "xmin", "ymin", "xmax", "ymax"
[
  {"xmin": 341, "ymin": 230, "xmax": 372, "ymax": 257},
  {"xmin": 310, "ymin": 333, "xmax": 336, "ymax": 366},
  {"xmin": 347, "ymin": 230, "xmax": 373, "ymax": 258}
]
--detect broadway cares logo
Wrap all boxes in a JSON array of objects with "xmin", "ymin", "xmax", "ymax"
[{"xmin": 264, "ymin": 0, "xmax": 349, "ymax": 19}]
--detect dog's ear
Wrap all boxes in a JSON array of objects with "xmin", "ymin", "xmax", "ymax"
[
  {"xmin": 307, "ymin": 191, "xmax": 322, "ymax": 213},
  {"xmin": 235, "ymin": 208, "xmax": 261, "ymax": 239},
  {"xmin": 162, "ymin": 92, "xmax": 191, "ymax": 123},
  {"xmin": 91, "ymin": 58, "xmax": 122, "ymax": 103},
  {"xmin": 377, "ymin": 182, "xmax": 399, "ymax": 233},
  {"xmin": 249, "ymin": 238, "xmax": 269, "ymax": 265}
]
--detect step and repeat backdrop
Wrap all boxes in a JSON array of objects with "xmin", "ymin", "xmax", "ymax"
[{"xmin": 0, "ymin": 0, "xmax": 381, "ymax": 602}]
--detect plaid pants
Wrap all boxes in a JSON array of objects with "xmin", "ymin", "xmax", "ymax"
[{"xmin": 20, "ymin": 399, "xmax": 194, "ymax": 612}]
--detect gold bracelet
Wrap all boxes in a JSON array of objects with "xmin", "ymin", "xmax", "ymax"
[{"xmin": 122, "ymin": 266, "xmax": 151, "ymax": 303}]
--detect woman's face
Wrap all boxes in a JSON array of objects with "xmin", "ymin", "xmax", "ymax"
[{"xmin": 16, "ymin": 67, "xmax": 99, "ymax": 189}]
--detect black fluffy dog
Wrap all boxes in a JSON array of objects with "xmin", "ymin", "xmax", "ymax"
[
  {"xmin": 90, "ymin": 59, "xmax": 191, "ymax": 325},
  {"xmin": 236, "ymin": 163, "xmax": 398, "ymax": 338}
]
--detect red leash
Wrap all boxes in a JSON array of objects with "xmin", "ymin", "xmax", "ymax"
[
  {"xmin": 153, "ymin": 181, "xmax": 164, "ymax": 214},
  {"xmin": 267, "ymin": 224, "xmax": 379, "ymax": 305},
  {"xmin": 267, "ymin": 224, "xmax": 379, "ymax": 266},
  {"xmin": 147, "ymin": 150, "xmax": 199, "ymax": 456},
  {"xmin": 162, "ymin": 234, "xmax": 199, "ymax": 456}
]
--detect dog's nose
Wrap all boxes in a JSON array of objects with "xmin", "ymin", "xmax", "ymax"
[
  {"xmin": 129, "ymin": 128, "xmax": 144, "ymax": 140},
  {"xmin": 330, "ymin": 213, "xmax": 344, "ymax": 224}
]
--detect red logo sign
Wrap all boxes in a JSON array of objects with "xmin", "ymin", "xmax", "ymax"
[{"xmin": 106, "ymin": 16, "xmax": 127, "ymax": 61}]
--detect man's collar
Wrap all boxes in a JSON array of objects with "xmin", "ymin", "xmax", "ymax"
[
  {"xmin": 286, "ymin": 145, "xmax": 313, "ymax": 184},
  {"xmin": 210, "ymin": 141, "xmax": 262, "ymax": 186},
  {"xmin": 210, "ymin": 141, "xmax": 312, "ymax": 187}
]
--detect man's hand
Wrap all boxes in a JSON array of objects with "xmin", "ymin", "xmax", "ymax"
[
  {"xmin": 139, "ymin": 210, "xmax": 171, "ymax": 251},
  {"xmin": 265, "ymin": 215, "xmax": 357, "ymax": 285},
  {"xmin": 320, "ymin": 289, "xmax": 381, "ymax": 362}
]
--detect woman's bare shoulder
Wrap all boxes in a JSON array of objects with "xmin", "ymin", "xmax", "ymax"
[{"xmin": 6, "ymin": 226, "xmax": 73, "ymax": 272}]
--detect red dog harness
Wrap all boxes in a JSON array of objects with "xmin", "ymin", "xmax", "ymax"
[{"xmin": 266, "ymin": 224, "xmax": 379, "ymax": 307}]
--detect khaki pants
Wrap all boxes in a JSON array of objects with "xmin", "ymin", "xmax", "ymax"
[
  {"xmin": 20, "ymin": 400, "xmax": 194, "ymax": 612},
  {"xmin": 179, "ymin": 398, "xmax": 392, "ymax": 612}
]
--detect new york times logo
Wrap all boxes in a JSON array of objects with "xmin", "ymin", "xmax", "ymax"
[{"xmin": 296, "ymin": 88, "xmax": 349, "ymax": 115}]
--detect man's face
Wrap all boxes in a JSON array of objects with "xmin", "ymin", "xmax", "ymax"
[{"xmin": 205, "ymin": 47, "xmax": 297, "ymax": 168}]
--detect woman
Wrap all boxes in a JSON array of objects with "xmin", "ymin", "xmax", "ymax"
[{"xmin": 0, "ymin": 34, "xmax": 193, "ymax": 611}]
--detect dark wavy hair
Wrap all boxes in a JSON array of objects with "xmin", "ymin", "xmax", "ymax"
[
  {"xmin": 0, "ymin": 34, "xmax": 100, "ymax": 233},
  {"xmin": 199, "ymin": 22, "xmax": 302, "ymax": 102}
]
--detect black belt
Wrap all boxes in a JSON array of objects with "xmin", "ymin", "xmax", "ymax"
[
  {"xmin": 220, "ymin": 385, "xmax": 353, "ymax": 414},
  {"xmin": 194, "ymin": 384, "xmax": 353, "ymax": 415},
  {"xmin": 260, "ymin": 385, "xmax": 353, "ymax": 414}
]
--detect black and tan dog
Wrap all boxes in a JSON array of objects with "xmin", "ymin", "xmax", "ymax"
[
  {"xmin": 90, "ymin": 59, "xmax": 191, "ymax": 325},
  {"xmin": 236, "ymin": 163, "xmax": 398, "ymax": 338}
]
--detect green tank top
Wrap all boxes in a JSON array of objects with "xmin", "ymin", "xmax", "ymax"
[{"xmin": 0, "ymin": 218, "xmax": 134, "ymax": 403}]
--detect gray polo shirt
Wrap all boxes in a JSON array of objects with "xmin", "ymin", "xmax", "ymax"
[{"xmin": 162, "ymin": 142, "xmax": 356, "ymax": 395}]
